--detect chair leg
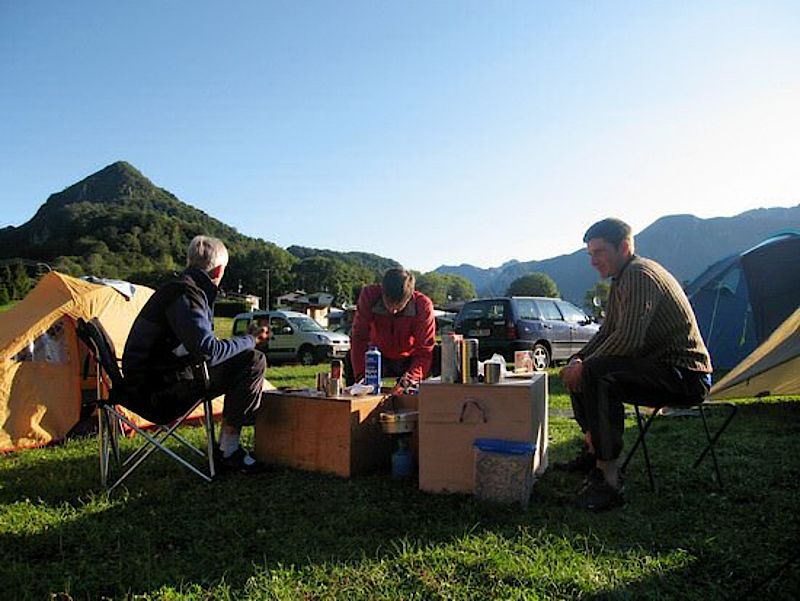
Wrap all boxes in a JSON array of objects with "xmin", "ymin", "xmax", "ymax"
[
  {"xmin": 693, "ymin": 402, "xmax": 738, "ymax": 490},
  {"xmin": 103, "ymin": 401, "xmax": 215, "ymax": 492},
  {"xmin": 203, "ymin": 397, "xmax": 217, "ymax": 479},
  {"xmin": 621, "ymin": 405, "xmax": 659, "ymax": 491},
  {"xmin": 98, "ymin": 407, "xmax": 110, "ymax": 489}
]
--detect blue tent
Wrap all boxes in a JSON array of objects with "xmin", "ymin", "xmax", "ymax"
[{"xmin": 687, "ymin": 231, "xmax": 800, "ymax": 369}]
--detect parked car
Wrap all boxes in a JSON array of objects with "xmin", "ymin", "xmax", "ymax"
[
  {"xmin": 231, "ymin": 309, "xmax": 350, "ymax": 365},
  {"xmin": 453, "ymin": 296, "xmax": 600, "ymax": 370}
]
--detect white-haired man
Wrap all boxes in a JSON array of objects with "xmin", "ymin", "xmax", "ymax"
[{"xmin": 124, "ymin": 235, "xmax": 269, "ymax": 473}]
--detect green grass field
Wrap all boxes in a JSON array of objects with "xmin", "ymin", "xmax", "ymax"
[{"xmin": 1, "ymin": 361, "xmax": 798, "ymax": 600}]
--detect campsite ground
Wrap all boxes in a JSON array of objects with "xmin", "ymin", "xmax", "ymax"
[{"xmin": 1, "ymin": 364, "xmax": 798, "ymax": 600}]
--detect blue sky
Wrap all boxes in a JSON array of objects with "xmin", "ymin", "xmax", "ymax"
[{"xmin": 2, "ymin": 1, "xmax": 799, "ymax": 272}]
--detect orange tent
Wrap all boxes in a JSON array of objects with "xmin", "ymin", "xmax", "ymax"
[{"xmin": 0, "ymin": 272, "xmax": 156, "ymax": 451}]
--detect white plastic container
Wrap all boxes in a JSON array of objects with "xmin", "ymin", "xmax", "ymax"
[{"xmin": 473, "ymin": 438, "xmax": 535, "ymax": 508}]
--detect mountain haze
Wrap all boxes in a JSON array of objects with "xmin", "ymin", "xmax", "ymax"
[
  {"xmin": 2, "ymin": 161, "xmax": 798, "ymax": 309},
  {"xmin": 437, "ymin": 206, "xmax": 800, "ymax": 303}
]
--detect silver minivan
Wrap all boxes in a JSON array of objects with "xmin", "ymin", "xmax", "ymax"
[{"xmin": 231, "ymin": 309, "xmax": 351, "ymax": 365}]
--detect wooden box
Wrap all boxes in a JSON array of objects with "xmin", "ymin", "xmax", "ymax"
[
  {"xmin": 418, "ymin": 374, "xmax": 548, "ymax": 494},
  {"xmin": 254, "ymin": 391, "xmax": 417, "ymax": 478}
]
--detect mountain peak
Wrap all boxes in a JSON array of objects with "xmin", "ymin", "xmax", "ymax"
[{"xmin": 44, "ymin": 160, "xmax": 157, "ymax": 210}]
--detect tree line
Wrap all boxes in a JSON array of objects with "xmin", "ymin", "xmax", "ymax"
[{"xmin": 0, "ymin": 253, "xmax": 607, "ymax": 316}]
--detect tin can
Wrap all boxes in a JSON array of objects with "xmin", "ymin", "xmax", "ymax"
[
  {"xmin": 460, "ymin": 338, "xmax": 479, "ymax": 384},
  {"xmin": 316, "ymin": 372, "xmax": 330, "ymax": 392},
  {"xmin": 330, "ymin": 359, "xmax": 343, "ymax": 380}
]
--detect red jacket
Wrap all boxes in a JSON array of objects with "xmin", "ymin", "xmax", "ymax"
[{"xmin": 350, "ymin": 285, "xmax": 435, "ymax": 383}]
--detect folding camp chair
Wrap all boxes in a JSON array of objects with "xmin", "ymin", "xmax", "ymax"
[
  {"xmin": 621, "ymin": 397, "xmax": 737, "ymax": 491},
  {"xmin": 76, "ymin": 317, "xmax": 217, "ymax": 492}
]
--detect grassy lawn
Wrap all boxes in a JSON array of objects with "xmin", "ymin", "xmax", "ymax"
[{"xmin": 1, "ymin": 366, "xmax": 798, "ymax": 599}]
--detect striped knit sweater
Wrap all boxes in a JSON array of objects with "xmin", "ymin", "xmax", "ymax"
[{"xmin": 578, "ymin": 256, "xmax": 712, "ymax": 372}]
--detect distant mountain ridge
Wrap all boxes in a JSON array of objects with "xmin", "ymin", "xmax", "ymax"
[
  {"xmin": 436, "ymin": 206, "xmax": 800, "ymax": 304},
  {"xmin": 2, "ymin": 161, "xmax": 798, "ymax": 308},
  {"xmin": 0, "ymin": 161, "xmax": 396, "ymax": 304}
]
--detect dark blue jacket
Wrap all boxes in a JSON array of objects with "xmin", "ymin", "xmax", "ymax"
[{"xmin": 123, "ymin": 268, "xmax": 255, "ymax": 385}]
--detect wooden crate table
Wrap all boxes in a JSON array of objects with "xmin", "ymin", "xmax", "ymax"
[
  {"xmin": 254, "ymin": 390, "xmax": 417, "ymax": 478},
  {"xmin": 418, "ymin": 374, "xmax": 549, "ymax": 494}
]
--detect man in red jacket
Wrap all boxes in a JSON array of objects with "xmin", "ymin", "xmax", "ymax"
[{"xmin": 346, "ymin": 267, "xmax": 436, "ymax": 396}]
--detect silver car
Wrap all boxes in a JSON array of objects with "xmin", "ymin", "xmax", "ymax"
[{"xmin": 232, "ymin": 309, "xmax": 351, "ymax": 365}]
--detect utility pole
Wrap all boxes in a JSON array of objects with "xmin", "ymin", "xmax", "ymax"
[{"xmin": 263, "ymin": 268, "xmax": 271, "ymax": 310}]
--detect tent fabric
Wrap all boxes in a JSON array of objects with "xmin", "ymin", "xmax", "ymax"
[
  {"xmin": 687, "ymin": 231, "xmax": 800, "ymax": 369},
  {"xmin": 0, "ymin": 272, "xmax": 155, "ymax": 451},
  {"xmin": 710, "ymin": 307, "xmax": 800, "ymax": 399}
]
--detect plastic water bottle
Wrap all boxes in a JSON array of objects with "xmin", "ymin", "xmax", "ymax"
[{"xmin": 365, "ymin": 345, "xmax": 382, "ymax": 394}]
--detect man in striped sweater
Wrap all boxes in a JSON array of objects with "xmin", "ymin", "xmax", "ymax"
[{"xmin": 559, "ymin": 218, "xmax": 712, "ymax": 511}]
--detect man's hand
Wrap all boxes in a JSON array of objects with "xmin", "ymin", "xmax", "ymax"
[
  {"xmin": 389, "ymin": 374, "xmax": 413, "ymax": 397},
  {"xmin": 248, "ymin": 323, "xmax": 270, "ymax": 345},
  {"xmin": 559, "ymin": 357, "xmax": 583, "ymax": 393}
]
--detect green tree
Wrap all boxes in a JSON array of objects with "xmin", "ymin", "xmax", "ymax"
[
  {"xmin": 416, "ymin": 272, "xmax": 477, "ymax": 306},
  {"xmin": 10, "ymin": 262, "xmax": 32, "ymax": 299},
  {"xmin": 224, "ymin": 243, "xmax": 299, "ymax": 308},
  {"xmin": 415, "ymin": 272, "xmax": 449, "ymax": 306},
  {"xmin": 506, "ymin": 272, "xmax": 559, "ymax": 297},
  {"xmin": 289, "ymin": 256, "xmax": 376, "ymax": 306},
  {"xmin": 443, "ymin": 273, "xmax": 476, "ymax": 302},
  {"xmin": 0, "ymin": 264, "xmax": 11, "ymax": 304}
]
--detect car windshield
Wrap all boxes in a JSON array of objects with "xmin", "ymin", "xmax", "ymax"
[{"xmin": 288, "ymin": 316, "xmax": 325, "ymax": 332}]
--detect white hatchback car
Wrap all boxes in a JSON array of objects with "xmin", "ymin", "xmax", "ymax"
[{"xmin": 231, "ymin": 309, "xmax": 351, "ymax": 365}]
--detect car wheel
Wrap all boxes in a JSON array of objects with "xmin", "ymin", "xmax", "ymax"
[
  {"xmin": 298, "ymin": 345, "xmax": 317, "ymax": 366},
  {"xmin": 531, "ymin": 343, "xmax": 550, "ymax": 371}
]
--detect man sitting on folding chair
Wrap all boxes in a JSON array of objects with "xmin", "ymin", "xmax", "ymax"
[
  {"xmin": 558, "ymin": 218, "xmax": 713, "ymax": 511},
  {"xmin": 123, "ymin": 235, "xmax": 270, "ymax": 474}
]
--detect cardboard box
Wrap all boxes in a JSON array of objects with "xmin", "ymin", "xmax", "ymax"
[
  {"xmin": 254, "ymin": 391, "xmax": 417, "ymax": 478},
  {"xmin": 418, "ymin": 375, "xmax": 548, "ymax": 494}
]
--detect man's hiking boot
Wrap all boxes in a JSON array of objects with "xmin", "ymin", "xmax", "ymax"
[
  {"xmin": 554, "ymin": 449, "xmax": 596, "ymax": 473},
  {"xmin": 572, "ymin": 468, "xmax": 625, "ymax": 512}
]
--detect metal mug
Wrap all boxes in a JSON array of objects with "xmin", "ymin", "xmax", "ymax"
[
  {"xmin": 484, "ymin": 362, "xmax": 502, "ymax": 384},
  {"xmin": 326, "ymin": 377, "xmax": 342, "ymax": 397},
  {"xmin": 316, "ymin": 372, "xmax": 330, "ymax": 392}
]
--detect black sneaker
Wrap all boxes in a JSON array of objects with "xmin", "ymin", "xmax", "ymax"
[
  {"xmin": 572, "ymin": 468, "xmax": 625, "ymax": 512},
  {"xmin": 554, "ymin": 449, "xmax": 596, "ymax": 473},
  {"xmin": 216, "ymin": 447, "xmax": 268, "ymax": 475}
]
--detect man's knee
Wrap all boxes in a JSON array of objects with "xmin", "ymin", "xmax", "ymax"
[{"xmin": 235, "ymin": 348, "xmax": 266, "ymax": 374}]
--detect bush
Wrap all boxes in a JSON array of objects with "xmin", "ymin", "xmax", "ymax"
[{"xmin": 214, "ymin": 300, "xmax": 250, "ymax": 317}]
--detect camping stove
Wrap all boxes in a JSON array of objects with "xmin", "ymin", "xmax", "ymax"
[{"xmin": 379, "ymin": 409, "xmax": 418, "ymax": 478}]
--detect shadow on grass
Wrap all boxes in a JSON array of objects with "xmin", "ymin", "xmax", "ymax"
[{"xmin": 0, "ymin": 401, "xmax": 798, "ymax": 599}]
